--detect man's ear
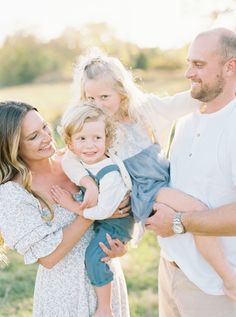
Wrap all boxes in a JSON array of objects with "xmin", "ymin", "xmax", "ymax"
[{"xmin": 225, "ymin": 58, "xmax": 236, "ymax": 73}]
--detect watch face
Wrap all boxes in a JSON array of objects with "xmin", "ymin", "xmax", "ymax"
[
  {"xmin": 172, "ymin": 212, "xmax": 185, "ymax": 234},
  {"xmin": 173, "ymin": 224, "xmax": 184, "ymax": 234}
]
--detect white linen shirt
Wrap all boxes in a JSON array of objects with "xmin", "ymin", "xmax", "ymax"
[{"xmin": 158, "ymin": 97, "xmax": 236, "ymax": 295}]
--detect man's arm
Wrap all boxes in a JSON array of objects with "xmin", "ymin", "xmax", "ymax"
[
  {"xmin": 145, "ymin": 202, "xmax": 236, "ymax": 236},
  {"xmin": 182, "ymin": 203, "xmax": 236, "ymax": 236}
]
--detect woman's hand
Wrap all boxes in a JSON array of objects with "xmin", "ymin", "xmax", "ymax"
[
  {"xmin": 99, "ymin": 233, "xmax": 127, "ymax": 262},
  {"xmin": 51, "ymin": 185, "xmax": 83, "ymax": 215},
  {"xmin": 79, "ymin": 176, "xmax": 99, "ymax": 209},
  {"xmin": 110, "ymin": 192, "xmax": 131, "ymax": 219}
]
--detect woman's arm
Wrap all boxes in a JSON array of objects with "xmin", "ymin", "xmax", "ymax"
[
  {"xmin": 38, "ymin": 216, "xmax": 93, "ymax": 268},
  {"xmin": 0, "ymin": 183, "xmax": 94, "ymax": 269}
]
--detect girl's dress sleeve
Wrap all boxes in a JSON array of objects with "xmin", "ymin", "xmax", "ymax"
[{"xmin": 0, "ymin": 183, "xmax": 63, "ymax": 264}]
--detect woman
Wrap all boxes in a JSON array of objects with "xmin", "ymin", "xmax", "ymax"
[{"xmin": 0, "ymin": 101, "xmax": 130, "ymax": 317}]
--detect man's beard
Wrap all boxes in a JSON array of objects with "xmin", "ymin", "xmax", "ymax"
[{"xmin": 191, "ymin": 74, "xmax": 225, "ymax": 102}]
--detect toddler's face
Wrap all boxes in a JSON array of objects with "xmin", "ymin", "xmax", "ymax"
[
  {"xmin": 68, "ymin": 119, "xmax": 107, "ymax": 165},
  {"xmin": 84, "ymin": 75, "xmax": 122, "ymax": 116}
]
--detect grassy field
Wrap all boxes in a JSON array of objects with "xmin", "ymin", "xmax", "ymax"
[
  {"xmin": 0, "ymin": 233, "xmax": 159, "ymax": 317},
  {"xmin": 0, "ymin": 69, "xmax": 189, "ymax": 124},
  {"xmin": 0, "ymin": 69, "xmax": 189, "ymax": 316}
]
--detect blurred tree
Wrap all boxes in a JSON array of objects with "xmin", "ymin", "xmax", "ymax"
[
  {"xmin": 0, "ymin": 23, "xmax": 193, "ymax": 87},
  {"xmin": 209, "ymin": 0, "xmax": 236, "ymax": 23},
  {"xmin": 135, "ymin": 52, "xmax": 148, "ymax": 69},
  {"xmin": 0, "ymin": 33, "xmax": 46, "ymax": 86}
]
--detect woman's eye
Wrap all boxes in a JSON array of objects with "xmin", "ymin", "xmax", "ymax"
[{"xmin": 29, "ymin": 134, "xmax": 37, "ymax": 140}]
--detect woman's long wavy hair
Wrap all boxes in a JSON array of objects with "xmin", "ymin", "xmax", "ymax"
[{"xmin": 0, "ymin": 101, "xmax": 53, "ymax": 259}]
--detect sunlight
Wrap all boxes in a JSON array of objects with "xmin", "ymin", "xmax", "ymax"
[{"xmin": 1, "ymin": 0, "xmax": 236, "ymax": 49}]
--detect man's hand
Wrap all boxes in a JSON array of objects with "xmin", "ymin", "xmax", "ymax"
[{"xmin": 145, "ymin": 203, "xmax": 176, "ymax": 237}]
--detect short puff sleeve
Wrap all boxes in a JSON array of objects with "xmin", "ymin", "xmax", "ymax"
[{"xmin": 0, "ymin": 183, "xmax": 63, "ymax": 264}]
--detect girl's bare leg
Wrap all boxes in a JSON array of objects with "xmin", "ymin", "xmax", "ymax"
[{"xmin": 157, "ymin": 188, "xmax": 236, "ymax": 301}]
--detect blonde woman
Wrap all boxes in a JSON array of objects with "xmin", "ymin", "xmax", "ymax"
[{"xmin": 0, "ymin": 101, "xmax": 130, "ymax": 317}]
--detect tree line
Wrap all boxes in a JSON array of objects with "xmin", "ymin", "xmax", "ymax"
[{"xmin": 0, "ymin": 23, "xmax": 188, "ymax": 87}]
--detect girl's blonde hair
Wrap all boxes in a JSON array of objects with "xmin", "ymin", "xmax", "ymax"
[
  {"xmin": 73, "ymin": 48, "xmax": 146, "ymax": 122},
  {"xmin": 60, "ymin": 102, "xmax": 116, "ymax": 151},
  {"xmin": 0, "ymin": 101, "xmax": 53, "ymax": 258}
]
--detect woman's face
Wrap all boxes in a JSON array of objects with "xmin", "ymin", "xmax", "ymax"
[
  {"xmin": 18, "ymin": 110, "xmax": 55, "ymax": 163},
  {"xmin": 84, "ymin": 75, "xmax": 122, "ymax": 115}
]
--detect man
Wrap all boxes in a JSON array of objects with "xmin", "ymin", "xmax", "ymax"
[{"xmin": 145, "ymin": 28, "xmax": 236, "ymax": 317}]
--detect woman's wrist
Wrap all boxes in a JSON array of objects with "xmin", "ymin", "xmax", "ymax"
[{"xmin": 73, "ymin": 215, "xmax": 93, "ymax": 226}]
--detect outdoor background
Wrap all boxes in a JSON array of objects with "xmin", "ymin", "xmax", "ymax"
[{"xmin": 0, "ymin": 0, "xmax": 236, "ymax": 316}]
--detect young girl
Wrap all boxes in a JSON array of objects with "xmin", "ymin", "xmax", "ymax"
[
  {"xmin": 52, "ymin": 103, "xmax": 134, "ymax": 317},
  {"xmin": 61, "ymin": 50, "xmax": 236, "ymax": 302}
]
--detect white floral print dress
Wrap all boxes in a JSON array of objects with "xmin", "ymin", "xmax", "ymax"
[{"xmin": 0, "ymin": 182, "xmax": 130, "ymax": 317}]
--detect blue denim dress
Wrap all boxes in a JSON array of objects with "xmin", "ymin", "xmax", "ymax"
[{"xmin": 124, "ymin": 143, "xmax": 170, "ymax": 222}]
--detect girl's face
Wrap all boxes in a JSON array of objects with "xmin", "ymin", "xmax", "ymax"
[
  {"xmin": 84, "ymin": 75, "xmax": 122, "ymax": 116},
  {"xmin": 18, "ymin": 110, "xmax": 55, "ymax": 163},
  {"xmin": 68, "ymin": 119, "xmax": 107, "ymax": 165}
]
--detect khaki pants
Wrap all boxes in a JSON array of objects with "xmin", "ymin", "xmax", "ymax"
[{"xmin": 158, "ymin": 257, "xmax": 236, "ymax": 317}]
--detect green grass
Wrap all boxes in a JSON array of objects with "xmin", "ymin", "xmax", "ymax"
[
  {"xmin": 0, "ymin": 252, "xmax": 35, "ymax": 317},
  {"xmin": 0, "ymin": 69, "xmax": 190, "ymax": 124},
  {"xmin": 0, "ymin": 69, "xmax": 189, "ymax": 316},
  {"xmin": 0, "ymin": 233, "xmax": 159, "ymax": 317},
  {"xmin": 124, "ymin": 233, "xmax": 160, "ymax": 317}
]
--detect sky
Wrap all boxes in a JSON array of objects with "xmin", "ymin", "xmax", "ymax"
[{"xmin": 1, "ymin": 0, "xmax": 236, "ymax": 49}]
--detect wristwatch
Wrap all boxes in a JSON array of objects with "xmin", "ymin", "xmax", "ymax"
[{"xmin": 172, "ymin": 212, "xmax": 186, "ymax": 234}]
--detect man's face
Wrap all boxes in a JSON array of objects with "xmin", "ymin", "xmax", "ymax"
[{"xmin": 185, "ymin": 35, "xmax": 226, "ymax": 103}]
